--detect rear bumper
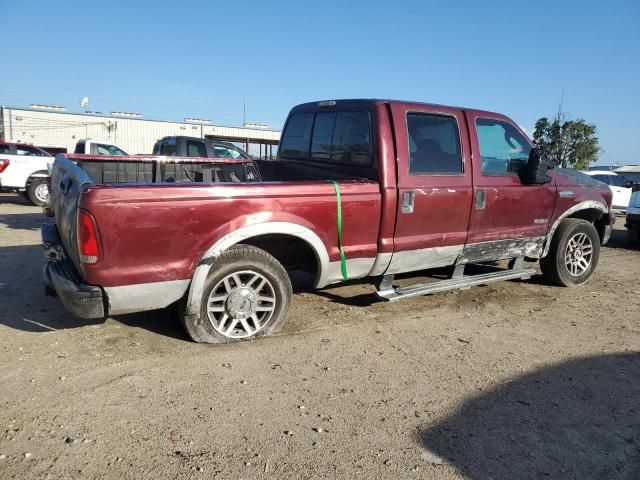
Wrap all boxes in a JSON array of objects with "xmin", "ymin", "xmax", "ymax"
[
  {"xmin": 41, "ymin": 223, "xmax": 105, "ymax": 320},
  {"xmin": 43, "ymin": 261, "xmax": 105, "ymax": 319}
]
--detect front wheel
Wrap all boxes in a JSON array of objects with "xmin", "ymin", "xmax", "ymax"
[
  {"xmin": 26, "ymin": 178, "xmax": 49, "ymax": 206},
  {"xmin": 540, "ymin": 218, "xmax": 600, "ymax": 286},
  {"xmin": 181, "ymin": 245, "xmax": 292, "ymax": 344}
]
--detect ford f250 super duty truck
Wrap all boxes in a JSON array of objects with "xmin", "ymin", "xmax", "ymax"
[{"xmin": 42, "ymin": 99, "xmax": 614, "ymax": 344}]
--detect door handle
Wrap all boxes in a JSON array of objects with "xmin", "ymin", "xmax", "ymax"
[
  {"xmin": 402, "ymin": 191, "xmax": 415, "ymax": 213},
  {"xmin": 475, "ymin": 189, "xmax": 486, "ymax": 210}
]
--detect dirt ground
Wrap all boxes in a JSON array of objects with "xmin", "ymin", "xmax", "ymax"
[{"xmin": 0, "ymin": 192, "xmax": 639, "ymax": 480}]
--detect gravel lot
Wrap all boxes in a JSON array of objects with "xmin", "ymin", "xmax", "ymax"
[{"xmin": 1, "ymin": 192, "xmax": 639, "ymax": 480}]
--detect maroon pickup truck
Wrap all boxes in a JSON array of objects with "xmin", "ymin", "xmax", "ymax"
[{"xmin": 42, "ymin": 99, "xmax": 614, "ymax": 344}]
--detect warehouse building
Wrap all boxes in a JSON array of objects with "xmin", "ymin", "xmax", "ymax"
[{"xmin": 0, "ymin": 105, "xmax": 281, "ymax": 158}]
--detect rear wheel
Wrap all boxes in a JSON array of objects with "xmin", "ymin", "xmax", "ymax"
[
  {"xmin": 26, "ymin": 178, "xmax": 49, "ymax": 206},
  {"xmin": 181, "ymin": 245, "xmax": 292, "ymax": 344},
  {"xmin": 540, "ymin": 218, "xmax": 600, "ymax": 286}
]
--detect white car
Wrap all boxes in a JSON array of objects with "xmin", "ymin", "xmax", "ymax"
[
  {"xmin": 0, "ymin": 142, "xmax": 52, "ymax": 205},
  {"xmin": 73, "ymin": 139, "xmax": 130, "ymax": 155},
  {"xmin": 584, "ymin": 170, "xmax": 632, "ymax": 211},
  {"xmin": 626, "ymin": 185, "xmax": 640, "ymax": 245}
]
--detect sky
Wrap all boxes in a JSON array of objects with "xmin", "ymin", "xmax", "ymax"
[{"xmin": 1, "ymin": 0, "xmax": 639, "ymax": 165}]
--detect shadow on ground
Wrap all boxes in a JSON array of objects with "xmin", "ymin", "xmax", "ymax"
[
  {"xmin": 605, "ymin": 226, "xmax": 638, "ymax": 251},
  {"xmin": 418, "ymin": 353, "xmax": 640, "ymax": 480},
  {"xmin": 0, "ymin": 243, "xmax": 189, "ymax": 341}
]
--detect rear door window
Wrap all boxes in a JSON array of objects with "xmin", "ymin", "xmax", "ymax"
[
  {"xmin": 212, "ymin": 145, "xmax": 246, "ymax": 159},
  {"xmin": 407, "ymin": 113, "xmax": 462, "ymax": 174},
  {"xmin": 0, "ymin": 144, "xmax": 11, "ymax": 154},
  {"xmin": 187, "ymin": 140, "xmax": 207, "ymax": 157},
  {"xmin": 160, "ymin": 138, "xmax": 177, "ymax": 156}
]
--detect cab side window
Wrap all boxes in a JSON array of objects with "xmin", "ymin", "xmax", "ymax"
[
  {"xmin": 476, "ymin": 118, "xmax": 531, "ymax": 175},
  {"xmin": 186, "ymin": 140, "xmax": 207, "ymax": 157},
  {"xmin": 407, "ymin": 113, "xmax": 463, "ymax": 174},
  {"xmin": 160, "ymin": 138, "xmax": 177, "ymax": 156},
  {"xmin": 15, "ymin": 145, "xmax": 42, "ymax": 156}
]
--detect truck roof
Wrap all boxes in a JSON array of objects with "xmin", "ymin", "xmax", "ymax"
[
  {"xmin": 64, "ymin": 154, "xmax": 254, "ymax": 164},
  {"xmin": 289, "ymin": 99, "xmax": 501, "ymax": 117}
]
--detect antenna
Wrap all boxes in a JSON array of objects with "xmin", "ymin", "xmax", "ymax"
[
  {"xmin": 243, "ymin": 96, "xmax": 246, "ymax": 126},
  {"xmin": 80, "ymin": 96, "xmax": 89, "ymax": 113}
]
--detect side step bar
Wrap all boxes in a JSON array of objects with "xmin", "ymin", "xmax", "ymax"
[{"xmin": 376, "ymin": 260, "xmax": 535, "ymax": 302}]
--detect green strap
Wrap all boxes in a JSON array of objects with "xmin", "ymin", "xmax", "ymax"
[{"xmin": 330, "ymin": 180, "xmax": 348, "ymax": 280}]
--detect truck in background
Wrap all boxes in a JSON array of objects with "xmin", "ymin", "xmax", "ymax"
[{"xmin": 0, "ymin": 141, "xmax": 52, "ymax": 205}]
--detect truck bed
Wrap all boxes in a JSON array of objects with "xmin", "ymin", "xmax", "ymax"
[{"xmin": 49, "ymin": 154, "xmax": 383, "ymax": 315}]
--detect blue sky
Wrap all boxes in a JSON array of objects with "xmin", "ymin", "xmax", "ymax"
[{"xmin": 1, "ymin": 0, "xmax": 638, "ymax": 164}]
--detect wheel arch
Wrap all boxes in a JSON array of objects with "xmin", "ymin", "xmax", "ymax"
[
  {"xmin": 26, "ymin": 170, "xmax": 50, "ymax": 183},
  {"xmin": 542, "ymin": 201, "xmax": 608, "ymax": 258},
  {"xmin": 184, "ymin": 222, "xmax": 330, "ymax": 316}
]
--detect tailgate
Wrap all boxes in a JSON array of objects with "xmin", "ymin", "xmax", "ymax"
[{"xmin": 50, "ymin": 154, "xmax": 95, "ymax": 272}]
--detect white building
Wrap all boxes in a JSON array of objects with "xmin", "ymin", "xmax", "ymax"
[{"xmin": 0, "ymin": 105, "xmax": 281, "ymax": 157}]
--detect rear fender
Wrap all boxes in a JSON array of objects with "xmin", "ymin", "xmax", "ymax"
[{"xmin": 184, "ymin": 222, "xmax": 330, "ymax": 316}]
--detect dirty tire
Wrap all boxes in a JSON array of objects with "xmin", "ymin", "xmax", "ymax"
[
  {"xmin": 540, "ymin": 218, "xmax": 600, "ymax": 287},
  {"xmin": 180, "ymin": 244, "xmax": 292, "ymax": 344},
  {"xmin": 26, "ymin": 178, "xmax": 49, "ymax": 206}
]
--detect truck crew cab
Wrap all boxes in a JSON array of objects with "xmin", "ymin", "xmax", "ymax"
[{"xmin": 42, "ymin": 99, "xmax": 614, "ymax": 344}]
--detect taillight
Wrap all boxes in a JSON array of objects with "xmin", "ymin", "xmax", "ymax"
[
  {"xmin": 0, "ymin": 159, "xmax": 10, "ymax": 173},
  {"xmin": 77, "ymin": 209, "xmax": 100, "ymax": 264}
]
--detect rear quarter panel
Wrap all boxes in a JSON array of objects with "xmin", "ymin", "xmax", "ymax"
[{"xmin": 79, "ymin": 181, "xmax": 381, "ymax": 288}]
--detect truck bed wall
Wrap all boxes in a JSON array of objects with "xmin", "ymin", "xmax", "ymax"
[{"xmin": 79, "ymin": 180, "xmax": 382, "ymax": 288}]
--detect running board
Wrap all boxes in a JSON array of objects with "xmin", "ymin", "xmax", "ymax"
[{"xmin": 376, "ymin": 266, "xmax": 536, "ymax": 301}]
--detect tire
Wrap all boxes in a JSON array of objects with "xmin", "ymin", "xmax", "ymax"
[
  {"xmin": 180, "ymin": 244, "xmax": 292, "ymax": 344},
  {"xmin": 540, "ymin": 218, "xmax": 600, "ymax": 287},
  {"xmin": 26, "ymin": 178, "xmax": 49, "ymax": 206},
  {"xmin": 628, "ymin": 228, "xmax": 640, "ymax": 246}
]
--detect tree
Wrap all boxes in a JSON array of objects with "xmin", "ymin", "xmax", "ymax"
[{"xmin": 533, "ymin": 114, "xmax": 600, "ymax": 170}]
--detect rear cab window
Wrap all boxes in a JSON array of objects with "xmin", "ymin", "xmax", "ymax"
[{"xmin": 279, "ymin": 109, "xmax": 373, "ymax": 167}]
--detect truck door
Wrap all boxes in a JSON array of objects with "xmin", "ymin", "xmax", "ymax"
[
  {"xmin": 462, "ymin": 110, "xmax": 556, "ymax": 262},
  {"xmin": 385, "ymin": 103, "xmax": 473, "ymax": 274}
]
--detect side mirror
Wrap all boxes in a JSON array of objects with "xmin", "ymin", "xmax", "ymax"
[{"xmin": 519, "ymin": 147, "xmax": 554, "ymax": 185}]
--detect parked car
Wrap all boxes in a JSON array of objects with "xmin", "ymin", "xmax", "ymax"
[
  {"xmin": 42, "ymin": 99, "xmax": 614, "ymax": 344},
  {"xmin": 614, "ymin": 165, "xmax": 640, "ymax": 186},
  {"xmin": 625, "ymin": 184, "xmax": 640, "ymax": 245},
  {"xmin": 74, "ymin": 139, "xmax": 130, "ymax": 156},
  {"xmin": 153, "ymin": 136, "xmax": 250, "ymax": 159},
  {"xmin": 0, "ymin": 141, "xmax": 52, "ymax": 205},
  {"xmin": 584, "ymin": 170, "xmax": 632, "ymax": 211}
]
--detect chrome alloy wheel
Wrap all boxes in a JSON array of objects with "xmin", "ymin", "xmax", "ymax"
[
  {"xmin": 206, "ymin": 270, "xmax": 277, "ymax": 339},
  {"xmin": 564, "ymin": 232, "xmax": 593, "ymax": 276},
  {"xmin": 35, "ymin": 183, "xmax": 49, "ymax": 204}
]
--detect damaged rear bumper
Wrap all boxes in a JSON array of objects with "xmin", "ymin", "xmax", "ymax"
[
  {"xmin": 41, "ymin": 223, "xmax": 105, "ymax": 320},
  {"xmin": 42, "ymin": 261, "xmax": 105, "ymax": 319}
]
